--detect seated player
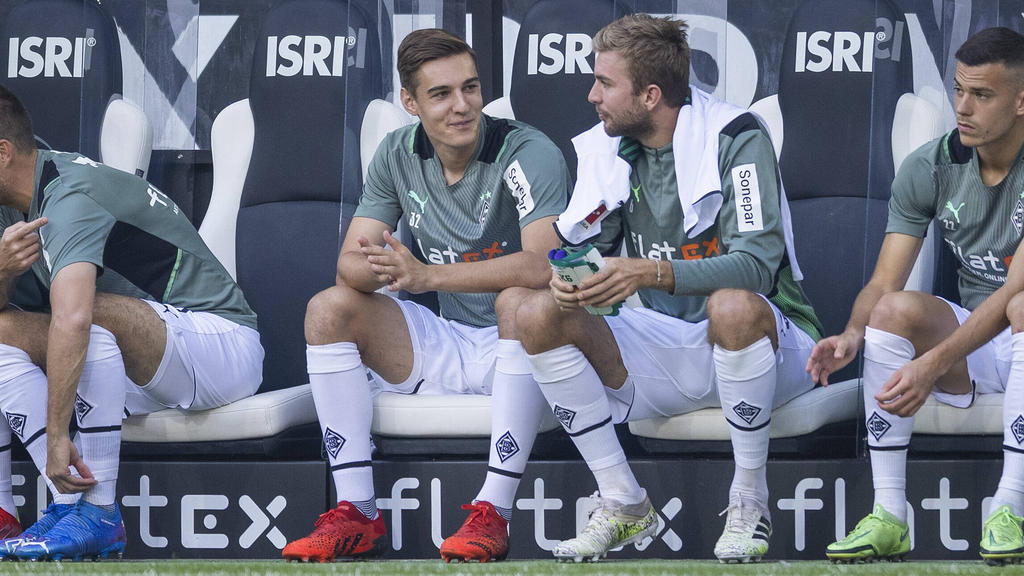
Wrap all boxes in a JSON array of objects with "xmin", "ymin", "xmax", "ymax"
[
  {"xmin": 0, "ymin": 83, "xmax": 264, "ymax": 561},
  {"xmin": 492, "ymin": 14, "xmax": 822, "ymax": 563},
  {"xmin": 809, "ymin": 28, "xmax": 1024, "ymax": 564},
  {"xmin": 281, "ymin": 29, "xmax": 569, "ymax": 562}
]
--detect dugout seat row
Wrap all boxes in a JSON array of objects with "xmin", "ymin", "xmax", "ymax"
[{"xmin": 12, "ymin": 0, "xmax": 994, "ymax": 458}]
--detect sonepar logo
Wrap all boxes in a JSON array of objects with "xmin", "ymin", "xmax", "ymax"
[
  {"xmin": 7, "ymin": 36, "xmax": 96, "ymax": 78},
  {"xmin": 264, "ymin": 28, "xmax": 367, "ymax": 77},
  {"xmin": 794, "ymin": 17, "xmax": 905, "ymax": 73}
]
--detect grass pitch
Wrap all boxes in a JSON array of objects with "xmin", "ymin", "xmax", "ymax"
[{"xmin": 0, "ymin": 559, "xmax": 1003, "ymax": 576}]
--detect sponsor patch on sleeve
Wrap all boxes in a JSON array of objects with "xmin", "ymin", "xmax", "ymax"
[
  {"xmin": 731, "ymin": 163, "xmax": 763, "ymax": 232},
  {"xmin": 504, "ymin": 160, "xmax": 535, "ymax": 219}
]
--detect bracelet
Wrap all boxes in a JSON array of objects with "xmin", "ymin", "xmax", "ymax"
[{"xmin": 656, "ymin": 259, "xmax": 662, "ymax": 286}]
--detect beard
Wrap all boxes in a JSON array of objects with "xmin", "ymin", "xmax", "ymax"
[{"xmin": 602, "ymin": 99, "xmax": 654, "ymax": 140}]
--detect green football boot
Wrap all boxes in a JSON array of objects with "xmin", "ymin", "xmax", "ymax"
[
  {"xmin": 826, "ymin": 504, "xmax": 910, "ymax": 562},
  {"xmin": 980, "ymin": 505, "xmax": 1024, "ymax": 565}
]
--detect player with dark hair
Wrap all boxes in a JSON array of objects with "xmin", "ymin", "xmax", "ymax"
[
  {"xmin": 282, "ymin": 28, "xmax": 569, "ymax": 562},
  {"xmin": 810, "ymin": 27, "xmax": 1024, "ymax": 563},
  {"xmin": 0, "ymin": 83, "xmax": 263, "ymax": 561}
]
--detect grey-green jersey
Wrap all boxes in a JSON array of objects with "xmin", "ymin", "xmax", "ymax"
[
  {"xmin": 888, "ymin": 130, "xmax": 1024, "ymax": 310},
  {"xmin": 0, "ymin": 206, "xmax": 47, "ymax": 311},
  {"xmin": 592, "ymin": 113, "xmax": 823, "ymax": 341},
  {"xmin": 356, "ymin": 115, "xmax": 570, "ymax": 327},
  {"xmin": 28, "ymin": 150, "xmax": 257, "ymax": 329}
]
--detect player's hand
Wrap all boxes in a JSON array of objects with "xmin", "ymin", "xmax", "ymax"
[
  {"xmin": 0, "ymin": 217, "xmax": 47, "ymax": 277},
  {"xmin": 46, "ymin": 434, "xmax": 97, "ymax": 494},
  {"xmin": 572, "ymin": 257, "xmax": 643, "ymax": 309},
  {"xmin": 806, "ymin": 330, "xmax": 861, "ymax": 386},
  {"xmin": 875, "ymin": 356, "xmax": 941, "ymax": 417},
  {"xmin": 362, "ymin": 231, "xmax": 431, "ymax": 293},
  {"xmin": 549, "ymin": 270, "xmax": 581, "ymax": 311}
]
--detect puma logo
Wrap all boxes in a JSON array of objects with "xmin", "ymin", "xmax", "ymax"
[
  {"xmin": 408, "ymin": 190, "xmax": 428, "ymax": 212},
  {"xmin": 945, "ymin": 201, "xmax": 965, "ymax": 224}
]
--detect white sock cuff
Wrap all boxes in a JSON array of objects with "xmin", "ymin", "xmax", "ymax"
[
  {"xmin": 495, "ymin": 339, "xmax": 532, "ymax": 375},
  {"xmin": 307, "ymin": 342, "xmax": 362, "ymax": 374},
  {"xmin": 85, "ymin": 326, "xmax": 120, "ymax": 362},
  {"xmin": 863, "ymin": 326, "xmax": 915, "ymax": 366},
  {"xmin": 713, "ymin": 337, "xmax": 775, "ymax": 382},
  {"xmin": 527, "ymin": 345, "xmax": 588, "ymax": 384},
  {"xmin": 588, "ymin": 451, "xmax": 628, "ymax": 472}
]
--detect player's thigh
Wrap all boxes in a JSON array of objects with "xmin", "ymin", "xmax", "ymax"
[
  {"xmin": 606, "ymin": 307, "xmax": 715, "ymax": 406},
  {"xmin": 138, "ymin": 305, "xmax": 263, "ymax": 411},
  {"xmin": 0, "ymin": 308, "xmax": 50, "ymax": 365},
  {"xmin": 92, "ymin": 292, "xmax": 167, "ymax": 384},
  {"xmin": 368, "ymin": 299, "xmax": 498, "ymax": 395}
]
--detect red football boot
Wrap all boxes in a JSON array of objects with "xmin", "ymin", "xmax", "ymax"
[
  {"xmin": 440, "ymin": 501, "xmax": 509, "ymax": 563},
  {"xmin": 282, "ymin": 501, "xmax": 386, "ymax": 562}
]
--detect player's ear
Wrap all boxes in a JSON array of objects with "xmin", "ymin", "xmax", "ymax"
[
  {"xmin": 401, "ymin": 87, "xmax": 419, "ymax": 117},
  {"xmin": 0, "ymin": 139, "xmax": 12, "ymax": 167}
]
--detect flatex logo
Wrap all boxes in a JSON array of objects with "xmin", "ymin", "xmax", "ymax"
[
  {"xmin": 7, "ymin": 35, "xmax": 96, "ymax": 78},
  {"xmin": 527, "ymin": 33, "xmax": 593, "ymax": 75},
  {"xmin": 265, "ymin": 28, "xmax": 367, "ymax": 77},
  {"xmin": 121, "ymin": 475, "xmax": 288, "ymax": 550},
  {"xmin": 794, "ymin": 17, "xmax": 905, "ymax": 73}
]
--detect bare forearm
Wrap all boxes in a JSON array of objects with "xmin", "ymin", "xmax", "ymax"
[
  {"xmin": 337, "ymin": 251, "xmax": 387, "ymax": 293},
  {"xmin": 842, "ymin": 282, "xmax": 890, "ymax": 341},
  {"xmin": 46, "ymin": 320, "xmax": 90, "ymax": 438},
  {"xmin": 426, "ymin": 251, "xmax": 551, "ymax": 293}
]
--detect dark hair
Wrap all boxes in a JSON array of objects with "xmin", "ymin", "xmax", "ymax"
[
  {"xmin": 956, "ymin": 27, "xmax": 1024, "ymax": 71},
  {"xmin": 0, "ymin": 84, "xmax": 34, "ymax": 152},
  {"xmin": 397, "ymin": 28, "xmax": 477, "ymax": 95},
  {"xmin": 593, "ymin": 14, "xmax": 690, "ymax": 107}
]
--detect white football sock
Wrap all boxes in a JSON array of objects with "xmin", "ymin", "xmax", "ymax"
[
  {"xmin": 528, "ymin": 345, "xmax": 643, "ymax": 505},
  {"xmin": 715, "ymin": 337, "xmax": 776, "ymax": 515},
  {"xmin": 308, "ymin": 342, "xmax": 376, "ymax": 518},
  {"xmin": 0, "ymin": 346, "xmax": 76, "ymax": 505},
  {"xmin": 992, "ymin": 333, "xmax": 1024, "ymax": 515},
  {"xmin": 77, "ymin": 326, "xmax": 127, "ymax": 507},
  {"xmin": 863, "ymin": 326, "xmax": 915, "ymax": 522},
  {"xmin": 475, "ymin": 340, "xmax": 547, "ymax": 521}
]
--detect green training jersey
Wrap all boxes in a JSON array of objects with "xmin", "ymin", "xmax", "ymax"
[
  {"xmin": 356, "ymin": 115, "xmax": 570, "ymax": 327},
  {"xmin": 28, "ymin": 150, "xmax": 257, "ymax": 329},
  {"xmin": 591, "ymin": 113, "xmax": 823, "ymax": 341},
  {"xmin": 888, "ymin": 130, "xmax": 1024, "ymax": 310},
  {"xmin": 0, "ymin": 206, "xmax": 48, "ymax": 312}
]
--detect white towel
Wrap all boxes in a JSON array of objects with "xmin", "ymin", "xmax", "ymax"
[{"xmin": 556, "ymin": 86, "xmax": 804, "ymax": 281}]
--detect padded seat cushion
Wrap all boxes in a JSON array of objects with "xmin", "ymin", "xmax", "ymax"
[
  {"xmin": 372, "ymin": 392, "xmax": 560, "ymax": 438},
  {"xmin": 123, "ymin": 385, "xmax": 316, "ymax": 443},
  {"xmin": 913, "ymin": 392, "xmax": 1002, "ymax": 435},
  {"xmin": 628, "ymin": 379, "xmax": 860, "ymax": 441}
]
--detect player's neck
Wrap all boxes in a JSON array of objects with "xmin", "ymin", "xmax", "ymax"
[
  {"xmin": 0, "ymin": 148, "xmax": 35, "ymax": 213},
  {"xmin": 638, "ymin": 105, "xmax": 680, "ymax": 149},
  {"xmin": 976, "ymin": 123, "xmax": 1024, "ymax": 187},
  {"xmin": 435, "ymin": 139, "xmax": 477, "ymax": 186}
]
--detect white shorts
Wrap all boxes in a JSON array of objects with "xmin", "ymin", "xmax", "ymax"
[
  {"xmin": 368, "ymin": 298, "xmax": 498, "ymax": 396},
  {"xmin": 932, "ymin": 297, "xmax": 1012, "ymax": 408},
  {"xmin": 124, "ymin": 301, "xmax": 264, "ymax": 415},
  {"xmin": 603, "ymin": 296, "xmax": 817, "ymax": 423}
]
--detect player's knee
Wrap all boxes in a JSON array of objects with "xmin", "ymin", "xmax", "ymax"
[
  {"xmin": 867, "ymin": 291, "xmax": 924, "ymax": 335},
  {"xmin": 494, "ymin": 287, "xmax": 533, "ymax": 333},
  {"xmin": 304, "ymin": 285, "xmax": 363, "ymax": 344},
  {"xmin": 514, "ymin": 291, "xmax": 561, "ymax": 349},
  {"xmin": 707, "ymin": 289, "xmax": 771, "ymax": 342},
  {"xmin": 1008, "ymin": 292, "xmax": 1024, "ymax": 332}
]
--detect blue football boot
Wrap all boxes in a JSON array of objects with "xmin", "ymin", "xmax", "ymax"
[
  {"xmin": 0, "ymin": 502, "xmax": 74, "ymax": 559},
  {"xmin": 13, "ymin": 501, "xmax": 125, "ymax": 561}
]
